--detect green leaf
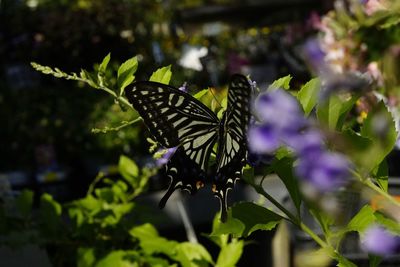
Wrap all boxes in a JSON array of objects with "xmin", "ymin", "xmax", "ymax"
[
  {"xmin": 77, "ymin": 247, "xmax": 96, "ymax": 267},
  {"xmin": 360, "ymin": 101, "xmax": 397, "ymax": 171},
  {"xmin": 374, "ymin": 212, "xmax": 400, "ymax": 234},
  {"xmin": 98, "ymin": 53, "xmax": 111, "ymax": 74},
  {"xmin": 40, "ymin": 193, "xmax": 62, "ymax": 234},
  {"xmin": 272, "ymin": 157, "xmax": 302, "ymax": 213},
  {"xmin": 368, "ymin": 254, "xmax": 382, "ymax": 267},
  {"xmin": 129, "ymin": 223, "xmax": 178, "ymax": 257},
  {"xmin": 117, "ymin": 56, "xmax": 138, "ymax": 94},
  {"xmin": 82, "ymin": 70, "xmax": 99, "ymax": 88},
  {"xmin": 118, "ymin": 155, "xmax": 139, "ymax": 184},
  {"xmin": 96, "ymin": 250, "xmax": 138, "ymax": 267},
  {"xmin": 231, "ymin": 202, "xmax": 283, "ymax": 237},
  {"xmin": 242, "ymin": 165, "xmax": 255, "ymax": 185},
  {"xmin": 193, "ymin": 89, "xmax": 208, "ymax": 100},
  {"xmin": 175, "ymin": 242, "xmax": 213, "ymax": 267},
  {"xmin": 268, "ymin": 75, "xmax": 292, "ymax": 90},
  {"xmin": 15, "ymin": 190, "xmax": 33, "ymax": 218},
  {"xmin": 211, "ymin": 211, "xmax": 245, "ymax": 237},
  {"xmin": 215, "ymin": 239, "xmax": 244, "ymax": 267},
  {"xmin": 316, "ymin": 94, "xmax": 357, "ymax": 130},
  {"xmin": 373, "ymin": 159, "xmax": 388, "ymax": 192},
  {"xmin": 336, "ymin": 254, "xmax": 357, "ymax": 267},
  {"xmin": 297, "ymin": 78, "xmax": 321, "ymax": 116},
  {"xmin": 347, "ymin": 205, "xmax": 375, "ymax": 233},
  {"xmin": 149, "ymin": 65, "xmax": 172, "ymax": 85}
]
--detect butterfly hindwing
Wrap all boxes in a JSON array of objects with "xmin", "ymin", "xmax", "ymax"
[{"xmin": 214, "ymin": 74, "xmax": 251, "ymax": 221}]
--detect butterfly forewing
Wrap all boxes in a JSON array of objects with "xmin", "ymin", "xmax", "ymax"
[
  {"xmin": 125, "ymin": 81, "xmax": 220, "ymax": 206},
  {"xmin": 125, "ymin": 81, "xmax": 219, "ymax": 148},
  {"xmin": 214, "ymin": 74, "xmax": 252, "ymax": 221}
]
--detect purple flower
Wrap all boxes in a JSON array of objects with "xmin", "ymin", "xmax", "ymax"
[
  {"xmin": 248, "ymin": 125, "xmax": 280, "ymax": 153},
  {"xmin": 285, "ymin": 130, "xmax": 324, "ymax": 158},
  {"xmin": 156, "ymin": 147, "xmax": 177, "ymax": 166},
  {"xmin": 295, "ymin": 152, "xmax": 351, "ymax": 192},
  {"xmin": 255, "ymin": 89, "xmax": 306, "ymax": 132},
  {"xmin": 361, "ymin": 225, "xmax": 400, "ymax": 256},
  {"xmin": 303, "ymin": 39, "xmax": 328, "ymax": 73}
]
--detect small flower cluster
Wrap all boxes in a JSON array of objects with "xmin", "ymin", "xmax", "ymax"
[{"xmin": 249, "ymin": 88, "xmax": 352, "ymax": 192}]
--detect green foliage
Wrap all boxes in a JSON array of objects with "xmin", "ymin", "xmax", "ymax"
[
  {"xmin": 271, "ymin": 157, "xmax": 301, "ymax": 214},
  {"xmin": 117, "ymin": 56, "xmax": 138, "ymax": 95},
  {"xmin": 149, "ymin": 65, "xmax": 172, "ymax": 85},
  {"xmin": 346, "ymin": 205, "xmax": 376, "ymax": 234},
  {"xmin": 268, "ymin": 75, "xmax": 292, "ymax": 90},
  {"xmin": 213, "ymin": 202, "xmax": 282, "ymax": 238},
  {"xmin": 316, "ymin": 94, "xmax": 358, "ymax": 130},
  {"xmin": 15, "ymin": 190, "xmax": 34, "ymax": 219},
  {"xmin": 297, "ymin": 78, "xmax": 321, "ymax": 116}
]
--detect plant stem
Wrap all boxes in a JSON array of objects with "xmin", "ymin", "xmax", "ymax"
[
  {"xmin": 255, "ymin": 184, "xmax": 299, "ymax": 225},
  {"xmin": 351, "ymin": 169, "xmax": 400, "ymax": 209},
  {"xmin": 363, "ymin": 178, "xmax": 400, "ymax": 209}
]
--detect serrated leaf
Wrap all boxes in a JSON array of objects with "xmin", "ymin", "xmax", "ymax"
[
  {"xmin": 297, "ymin": 78, "xmax": 321, "ymax": 116},
  {"xmin": 15, "ymin": 190, "xmax": 33, "ymax": 218},
  {"xmin": 149, "ymin": 65, "xmax": 172, "ymax": 85},
  {"xmin": 347, "ymin": 205, "xmax": 375, "ymax": 233},
  {"xmin": 99, "ymin": 53, "xmax": 111, "ymax": 74},
  {"xmin": 231, "ymin": 202, "xmax": 283, "ymax": 237},
  {"xmin": 117, "ymin": 56, "xmax": 138, "ymax": 94},
  {"xmin": 272, "ymin": 157, "xmax": 301, "ymax": 213},
  {"xmin": 215, "ymin": 239, "xmax": 244, "ymax": 267},
  {"xmin": 268, "ymin": 75, "xmax": 292, "ymax": 90}
]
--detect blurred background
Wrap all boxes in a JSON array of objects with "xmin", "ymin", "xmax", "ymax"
[{"xmin": 1, "ymin": 0, "xmax": 400, "ymax": 266}]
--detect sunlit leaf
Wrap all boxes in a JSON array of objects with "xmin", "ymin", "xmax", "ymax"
[
  {"xmin": 268, "ymin": 75, "xmax": 292, "ymax": 90},
  {"xmin": 215, "ymin": 239, "xmax": 244, "ymax": 267},
  {"xmin": 297, "ymin": 78, "xmax": 321, "ymax": 116},
  {"xmin": 149, "ymin": 65, "xmax": 172, "ymax": 85},
  {"xmin": 117, "ymin": 56, "xmax": 138, "ymax": 94},
  {"xmin": 232, "ymin": 202, "xmax": 282, "ymax": 237}
]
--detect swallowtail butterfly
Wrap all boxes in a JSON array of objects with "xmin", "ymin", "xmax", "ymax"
[{"xmin": 125, "ymin": 74, "xmax": 251, "ymax": 221}]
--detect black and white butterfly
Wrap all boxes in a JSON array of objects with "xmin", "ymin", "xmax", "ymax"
[{"xmin": 125, "ymin": 74, "xmax": 251, "ymax": 221}]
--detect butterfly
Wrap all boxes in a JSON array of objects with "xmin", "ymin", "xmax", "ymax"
[{"xmin": 125, "ymin": 74, "xmax": 251, "ymax": 221}]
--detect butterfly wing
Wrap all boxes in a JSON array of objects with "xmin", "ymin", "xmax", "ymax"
[
  {"xmin": 214, "ymin": 74, "xmax": 252, "ymax": 221},
  {"xmin": 125, "ymin": 81, "xmax": 220, "ymax": 206}
]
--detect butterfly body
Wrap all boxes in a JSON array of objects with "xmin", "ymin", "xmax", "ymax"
[{"xmin": 125, "ymin": 74, "xmax": 251, "ymax": 221}]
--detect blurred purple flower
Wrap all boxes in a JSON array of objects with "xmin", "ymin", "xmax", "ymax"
[
  {"xmin": 248, "ymin": 125, "xmax": 280, "ymax": 153},
  {"xmin": 255, "ymin": 89, "xmax": 306, "ymax": 132},
  {"xmin": 303, "ymin": 39, "xmax": 329, "ymax": 74},
  {"xmin": 295, "ymin": 152, "xmax": 351, "ymax": 192},
  {"xmin": 361, "ymin": 225, "xmax": 400, "ymax": 256},
  {"xmin": 156, "ymin": 147, "xmax": 177, "ymax": 166},
  {"xmin": 285, "ymin": 130, "xmax": 324, "ymax": 157}
]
